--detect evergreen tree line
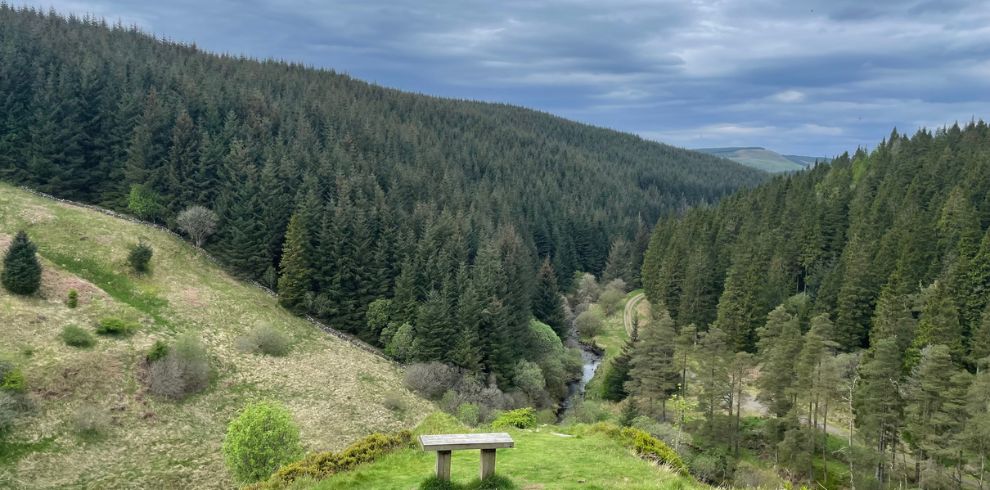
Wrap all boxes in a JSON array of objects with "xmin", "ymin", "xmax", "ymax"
[
  {"xmin": 635, "ymin": 123, "xmax": 990, "ymax": 487},
  {"xmin": 0, "ymin": 6, "xmax": 763, "ymax": 393}
]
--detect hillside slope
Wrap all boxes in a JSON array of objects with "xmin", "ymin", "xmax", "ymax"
[
  {"xmin": 695, "ymin": 147, "xmax": 824, "ymax": 173},
  {"xmin": 0, "ymin": 183, "xmax": 431, "ymax": 489}
]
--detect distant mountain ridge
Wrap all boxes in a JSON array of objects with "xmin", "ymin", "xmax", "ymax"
[{"xmin": 695, "ymin": 146, "xmax": 828, "ymax": 173}]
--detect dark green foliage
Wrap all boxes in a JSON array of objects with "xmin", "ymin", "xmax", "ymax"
[
  {"xmin": 2, "ymin": 231, "xmax": 41, "ymax": 295},
  {"xmin": 643, "ymin": 124, "xmax": 990, "ymax": 353},
  {"xmin": 60, "ymin": 325, "xmax": 95, "ymax": 348},
  {"xmin": 146, "ymin": 339, "xmax": 170, "ymax": 362},
  {"xmin": 418, "ymin": 475, "xmax": 519, "ymax": 490},
  {"xmin": 223, "ymin": 402, "xmax": 304, "ymax": 483},
  {"xmin": 600, "ymin": 336, "xmax": 634, "ymax": 401},
  {"xmin": 491, "ymin": 408, "xmax": 537, "ymax": 429},
  {"xmin": 532, "ymin": 259, "xmax": 566, "ymax": 338},
  {"xmin": 0, "ymin": 361, "xmax": 26, "ymax": 394},
  {"xmin": 0, "ymin": 6, "xmax": 763, "ymax": 393},
  {"xmin": 127, "ymin": 241, "xmax": 153, "ymax": 273},
  {"xmin": 95, "ymin": 317, "xmax": 138, "ymax": 336},
  {"xmin": 66, "ymin": 289, "xmax": 78, "ymax": 308}
]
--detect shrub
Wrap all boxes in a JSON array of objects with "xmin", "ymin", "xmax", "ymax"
[
  {"xmin": 0, "ymin": 361, "xmax": 26, "ymax": 394},
  {"xmin": 95, "ymin": 317, "xmax": 138, "ymax": 336},
  {"xmin": 620, "ymin": 427, "xmax": 689, "ymax": 475},
  {"xmin": 67, "ymin": 289, "xmax": 78, "ymax": 308},
  {"xmin": 236, "ymin": 325, "xmax": 291, "ymax": 357},
  {"xmin": 148, "ymin": 335, "xmax": 210, "ymax": 400},
  {"xmin": 404, "ymin": 362, "xmax": 462, "ymax": 400},
  {"xmin": 383, "ymin": 392, "xmax": 406, "ymax": 414},
  {"xmin": 491, "ymin": 408, "xmax": 536, "ymax": 430},
  {"xmin": 456, "ymin": 403, "xmax": 480, "ymax": 426},
  {"xmin": 688, "ymin": 448, "xmax": 732, "ymax": 483},
  {"xmin": 72, "ymin": 404, "xmax": 110, "ymax": 439},
  {"xmin": 418, "ymin": 475, "xmax": 519, "ymax": 490},
  {"xmin": 224, "ymin": 402, "xmax": 304, "ymax": 483},
  {"xmin": 127, "ymin": 184, "xmax": 163, "ymax": 221},
  {"xmin": 599, "ymin": 287, "xmax": 625, "ymax": 316},
  {"xmin": 262, "ymin": 431, "xmax": 411, "ymax": 487},
  {"xmin": 574, "ymin": 310, "xmax": 603, "ymax": 339},
  {"xmin": 61, "ymin": 325, "xmax": 95, "ymax": 348},
  {"xmin": 146, "ymin": 339, "xmax": 170, "ymax": 362},
  {"xmin": 2, "ymin": 231, "xmax": 42, "ymax": 295},
  {"xmin": 0, "ymin": 392, "xmax": 17, "ymax": 436},
  {"xmin": 176, "ymin": 205, "xmax": 218, "ymax": 247},
  {"xmin": 127, "ymin": 241, "xmax": 153, "ymax": 273}
]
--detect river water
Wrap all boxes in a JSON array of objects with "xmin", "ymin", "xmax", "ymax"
[{"xmin": 555, "ymin": 342, "xmax": 604, "ymax": 421}]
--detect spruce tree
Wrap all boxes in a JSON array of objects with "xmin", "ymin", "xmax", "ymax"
[
  {"xmin": 854, "ymin": 338, "xmax": 904, "ymax": 483},
  {"xmin": 911, "ymin": 281, "xmax": 965, "ymax": 366},
  {"xmin": 532, "ymin": 258, "xmax": 566, "ymax": 339},
  {"xmin": 601, "ymin": 334, "xmax": 635, "ymax": 401},
  {"xmin": 971, "ymin": 304, "xmax": 990, "ymax": 366},
  {"xmin": 756, "ymin": 304, "xmax": 803, "ymax": 417},
  {"xmin": 625, "ymin": 308, "xmax": 680, "ymax": 420},
  {"xmin": 2, "ymin": 231, "xmax": 42, "ymax": 295},
  {"xmin": 276, "ymin": 212, "xmax": 312, "ymax": 311}
]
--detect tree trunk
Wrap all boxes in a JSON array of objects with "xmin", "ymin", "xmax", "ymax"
[{"xmin": 822, "ymin": 399, "xmax": 828, "ymax": 487}]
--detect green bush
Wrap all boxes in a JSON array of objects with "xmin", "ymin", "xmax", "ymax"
[
  {"xmin": 148, "ymin": 335, "xmax": 210, "ymax": 400},
  {"xmin": 146, "ymin": 339, "xmax": 170, "ymax": 362},
  {"xmin": 2, "ymin": 231, "xmax": 42, "ymax": 295},
  {"xmin": 95, "ymin": 317, "xmax": 138, "ymax": 336},
  {"xmin": 127, "ymin": 241, "xmax": 153, "ymax": 273},
  {"xmin": 418, "ymin": 475, "xmax": 519, "ymax": 490},
  {"xmin": 256, "ymin": 430, "xmax": 411, "ymax": 488},
  {"xmin": 235, "ymin": 325, "xmax": 291, "ymax": 357},
  {"xmin": 491, "ymin": 408, "xmax": 536, "ymax": 430},
  {"xmin": 223, "ymin": 402, "xmax": 304, "ymax": 483},
  {"xmin": 456, "ymin": 403, "xmax": 480, "ymax": 426},
  {"xmin": 61, "ymin": 325, "xmax": 95, "ymax": 348},
  {"xmin": 67, "ymin": 289, "xmax": 78, "ymax": 308},
  {"xmin": 0, "ymin": 361, "xmax": 26, "ymax": 394},
  {"xmin": 620, "ymin": 427, "xmax": 688, "ymax": 475}
]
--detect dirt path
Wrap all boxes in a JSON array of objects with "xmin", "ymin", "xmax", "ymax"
[{"xmin": 623, "ymin": 292, "xmax": 645, "ymax": 337}]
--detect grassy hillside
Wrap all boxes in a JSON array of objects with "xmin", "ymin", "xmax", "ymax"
[
  {"xmin": 306, "ymin": 414, "xmax": 704, "ymax": 490},
  {"xmin": 0, "ymin": 183, "xmax": 432, "ymax": 488},
  {"xmin": 695, "ymin": 147, "xmax": 822, "ymax": 173}
]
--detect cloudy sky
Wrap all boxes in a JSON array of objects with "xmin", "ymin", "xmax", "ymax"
[{"xmin": 26, "ymin": 0, "xmax": 990, "ymax": 155}]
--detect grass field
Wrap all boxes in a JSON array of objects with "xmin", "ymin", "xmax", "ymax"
[
  {"xmin": 308, "ymin": 414, "xmax": 704, "ymax": 490},
  {"xmin": 0, "ymin": 184, "xmax": 432, "ymax": 488},
  {"xmin": 583, "ymin": 290, "xmax": 644, "ymax": 399}
]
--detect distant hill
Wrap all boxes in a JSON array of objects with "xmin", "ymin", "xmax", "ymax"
[{"xmin": 695, "ymin": 147, "xmax": 827, "ymax": 173}]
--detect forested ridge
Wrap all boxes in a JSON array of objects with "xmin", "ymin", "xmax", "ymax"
[
  {"xmin": 0, "ymin": 6, "xmax": 763, "ymax": 395},
  {"xmin": 634, "ymin": 122, "xmax": 990, "ymax": 487}
]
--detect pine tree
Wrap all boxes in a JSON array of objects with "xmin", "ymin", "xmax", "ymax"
[
  {"xmin": 972, "ymin": 304, "xmax": 990, "ymax": 366},
  {"xmin": 277, "ymin": 212, "xmax": 313, "ymax": 311},
  {"xmin": 625, "ymin": 308, "xmax": 679, "ymax": 420},
  {"xmin": 601, "ymin": 334, "xmax": 635, "ymax": 402},
  {"xmin": 2, "ymin": 231, "xmax": 42, "ymax": 295},
  {"xmin": 903, "ymin": 344, "xmax": 971, "ymax": 486},
  {"xmin": 756, "ymin": 304, "xmax": 803, "ymax": 417},
  {"xmin": 413, "ymin": 289, "xmax": 454, "ymax": 362},
  {"xmin": 963, "ymin": 360, "xmax": 990, "ymax": 488},
  {"xmin": 532, "ymin": 258, "xmax": 566, "ymax": 339},
  {"xmin": 854, "ymin": 338, "xmax": 905, "ymax": 483}
]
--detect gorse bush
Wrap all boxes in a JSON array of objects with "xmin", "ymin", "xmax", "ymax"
[
  {"xmin": 620, "ymin": 427, "xmax": 689, "ymax": 475},
  {"xmin": 61, "ymin": 325, "xmax": 95, "ymax": 348},
  {"xmin": 2, "ymin": 231, "xmax": 41, "ymax": 295},
  {"xmin": 491, "ymin": 407, "xmax": 536, "ymax": 430},
  {"xmin": 148, "ymin": 335, "xmax": 210, "ymax": 400},
  {"xmin": 235, "ymin": 325, "xmax": 291, "ymax": 357},
  {"xmin": 95, "ymin": 317, "xmax": 138, "ymax": 336},
  {"xmin": 256, "ymin": 431, "xmax": 411, "ymax": 488},
  {"xmin": 127, "ymin": 241, "xmax": 153, "ymax": 273},
  {"xmin": 223, "ymin": 402, "xmax": 304, "ymax": 483},
  {"xmin": 66, "ymin": 289, "xmax": 78, "ymax": 308}
]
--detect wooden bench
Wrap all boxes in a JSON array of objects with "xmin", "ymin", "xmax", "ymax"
[{"xmin": 419, "ymin": 433, "xmax": 515, "ymax": 481}]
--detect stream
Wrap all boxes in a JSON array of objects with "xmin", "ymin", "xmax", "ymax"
[{"xmin": 555, "ymin": 341, "xmax": 604, "ymax": 422}]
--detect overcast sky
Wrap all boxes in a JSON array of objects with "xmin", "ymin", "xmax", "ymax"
[{"xmin": 24, "ymin": 0, "xmax": 990, "ymax": 155}]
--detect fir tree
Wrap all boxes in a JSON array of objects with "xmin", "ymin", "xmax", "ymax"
[
  {"xmin": 626, "ymin": 308, "xmax": 680, "ymax": 420},
  {"xmin": 277, "ymin": 212, "xmax": 313, "ymax": 311},
  {"xmin": 2, "ymin": 231, "xmax": 42, "ymax": 295},
  {"xmin": 532, "ymin": 258, "xmax": 566, "ymax": 339}
]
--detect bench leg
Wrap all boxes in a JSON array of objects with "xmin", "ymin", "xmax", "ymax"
[
  {"xmin": 480, "ymin": 449, "xmax": 496, "ymax": 480},
  {"xmin": 436, "ymin": 450, "xmax": 452, "ymax": 481}
]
